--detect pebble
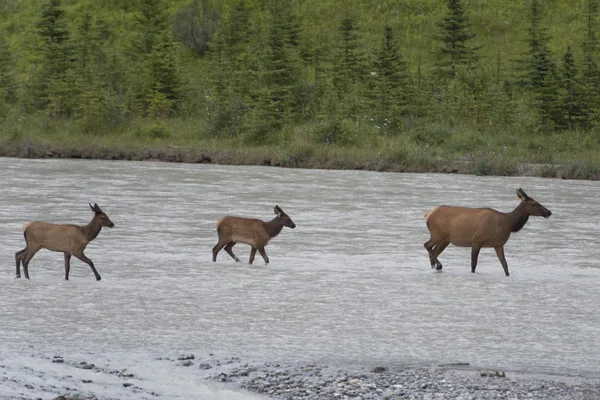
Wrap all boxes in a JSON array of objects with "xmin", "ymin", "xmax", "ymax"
[{"xmin": 205, "ymin": 360, "xmax": 600, "ymax": 400}]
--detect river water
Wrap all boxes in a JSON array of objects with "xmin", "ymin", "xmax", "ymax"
[{"xmin": 0, "ymin": 157, "xmax": 599, "ymax": 396}]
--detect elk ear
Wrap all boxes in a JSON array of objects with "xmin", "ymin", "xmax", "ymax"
[
  {"xmin": 89, "ymin": 203, "xmax": 95, "ymax": 212},
  {"xmin": 274, "ymin": 205, "xmax": 282, "ymax": 216},
  {"xmin": 516, "ymin": 188, "xmax": 529, "ymax": 201},
  {"xmin": 92, "ymin": 203, "xmax": 103, "ymax": 213}
]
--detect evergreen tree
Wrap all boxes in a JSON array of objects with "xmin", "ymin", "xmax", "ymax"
[
  {"xmin": 333, "ymin": 13, "xmax": 362, "ymax": 98},
  {"xmin": 561, "ymin": 45, "xmax": 583, "ymax": 129},
  {"xmin": 245, "ymin": 0, "xmax": 301, "ymax": 138},
  {"xmin": 0, "ymin": 36, "xmax": 18, "ymax": 104},
  {"xmin": 524, "ymin": 0, "xmax": 560, "ymax": 130},
  {"xmin": 372, "ymin": 25, "xmax": 410, "ymax": 130},
  {"xmin": 144, "ymin": 31, "xmax": 183, "ymax": 117},
  {"xmin": 73, "ymin": 12, "xmax": 114, "ymax": 132},
  {"xmin": 33, "ymin": 0, "xmax": 75, "ymax": 115},
  {"xmin": 131, "ymin": 0, "xmax": 183, "ymax": 117},
  {"xmin": 435, "ymin": 0, "xmax": 478, "ymax": 79},
  {"xmin": 581, "ymin": 0, "xmax": 600, "ymax": 128},
  {"xmin": 134, "ymin": 0, "xmax": 168, "ymax": 56}
]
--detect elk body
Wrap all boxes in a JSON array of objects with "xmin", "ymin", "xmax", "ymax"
[
  {"xmin": 213, "ymin": 205, "xmax": 296, "ymax": 265},
  {"xmin": 424, "ymin": 189, "xmax": 551, "ymax": 276},
  {"xmin": 15, "ymin": 203, "xmax": 115, "ymax": 281}
]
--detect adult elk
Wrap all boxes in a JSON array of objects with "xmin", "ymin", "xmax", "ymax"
[
  {"xmin": 213, "ymin": 205, "xmax": 296, "ymax": 265},
  {"xmin": 15, "ymin": 203, "xmax": 115, "ymax": 281},
  {"xmin": 423, "ymin": 188, "xmax": 551, "ymax": 276}
]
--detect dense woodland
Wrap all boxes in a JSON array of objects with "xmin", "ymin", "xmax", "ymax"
[{"xmin": 1, "ymin": 0, "xmax": 600, "ymax": 174}]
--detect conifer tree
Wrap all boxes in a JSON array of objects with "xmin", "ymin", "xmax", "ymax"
[
  {"xmin": 581, "ymin": 0, "xmax": 600, "ymax": 128},
  {"xmin": 132, "ymin": 0, "xmax": 183, "ymax": 117},
  {"xmin": 245, "ymin": 0, "xmax": 301, "ymax": 138},
  {"xmin": 0, "ymin": 36, "xmax": 18, "ymax": 104},
  {"xmin": 333, "ymin": 13, "xmax": 362, "ymax": 98},
  {"xmin": 561, "ymin": 45, "xmax": 582, "ymax": 129},
  {"xmin": 34, "ymin": 0, "xmax": 75, "ymax": 116},
  {"xmin": 372, "ymin": 25, "xmax": 410, "ymax": 130},
  {"xmin": 435, "ymin": 0, "xmax": 478, "ymax": 79},
  {"xmin": 524, "ymin": 0, "xmax": 560, "ymax": 130}
]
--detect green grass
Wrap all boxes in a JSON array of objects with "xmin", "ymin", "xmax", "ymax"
[{"xmin": 3, "ymin": 110, "xmax": 600, "ymax": 180}]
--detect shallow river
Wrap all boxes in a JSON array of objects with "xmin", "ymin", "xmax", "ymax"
[{"xmin": 1, "ymin": 157, "xmax": 599, "ymax": 385}]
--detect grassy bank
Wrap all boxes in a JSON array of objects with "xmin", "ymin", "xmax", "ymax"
[{"xmin": 1, "ymin": 113, "xmax": 600, "ymax": 180}]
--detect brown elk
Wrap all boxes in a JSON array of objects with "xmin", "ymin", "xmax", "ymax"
[
  {"xmin": 15, "ymin": 203, "xmax": 115, "ymax": 281},
  {"xmin": 213, "ymin": 205, "xmax": 296, "ymax": 265},
  {"xmin": 424, "ymin": 188, "xmax": 551, "ymax": 276}
]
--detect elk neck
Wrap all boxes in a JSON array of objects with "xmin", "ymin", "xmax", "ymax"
[
  {"xmin": 507, "ymin": 202, "xmax": 530, "ymax": 233},
  {"xmin": 82, "ymin": 215, "xmax": 103, "ymax": 242},
  {"xmin": 264, "ymin": 217, "xmax": 284, "ymax": 239}
]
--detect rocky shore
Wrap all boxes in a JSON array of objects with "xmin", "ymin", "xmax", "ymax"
[
  {"xmin": 206, "ymin": 359, "xmax": 600, "ymax": 400},
  {"xmin": 3, "ymin": 352, "xmax": 599, "ymax": 400}
]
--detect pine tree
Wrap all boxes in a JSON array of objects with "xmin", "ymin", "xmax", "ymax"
[
  {"xmin": 33, "ymin": 0, "xmax": 75, "ymax": 116},
  {"xmin": 372, "ymin": 25, "xmax": 410, "ymax": 131},
  {"xmin": 561, "ymin": 45, "xmax": 583, "ymax": 129},
  {"xmin": 435, "ymin": 0, "xmax": 478, "ymax": 79},
  {"xmin": 134, "ymin": 0, "xmax": 168, "ymax": 56},
  {"xmin": 581, "ymin": 0, "xmax": 600, "ymax": 128},
  {"xmin": 245, "ymin": 0, "xmax": 301, "ymax": 139},
  {"xmin": 0, "ymin": 36, "xmax": 18, "ymax": 104},
  {"xmin": 73, "ymin": 12, "xmax": 113, "ymax": 133},
  {"xmin": 524, "ymin": 0, "xmax": 560, "ymax": 131},
  {"xmin": 132, "ymin": 0, "xmax": 183, "ymax": 117},
  {"xmin": 333, "ymin": 13, "xmax": 362, "ymax": 98},
  {"xmin": 144, "ymin": 31, "xmax": 183, "ymax": 117}
]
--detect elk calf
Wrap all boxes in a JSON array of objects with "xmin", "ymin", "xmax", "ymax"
[
  {"xmin": 424, "ymin": 188, "xmax": 551, "ymax": 276},
  {"xmin": 15, "ymin": 203, "xmax": 115, "ymax": 281},
  {"xmin": 213, "ymin": 205, "xmax": 296, "ymax": 265}
]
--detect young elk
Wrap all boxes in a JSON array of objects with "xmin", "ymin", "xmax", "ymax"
[
  {"xmin": 424, "ymin": 188, "xmax": 551, "ymax": 277},
  {"xmin": 15, "ymin": 203, "xmax": 115, "ymax": 281},
  {"xmin": 213, "ymin": 205, "xmax": 296, "ymax": 265}
]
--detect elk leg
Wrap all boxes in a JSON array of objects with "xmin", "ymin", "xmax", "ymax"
[
  {"xmin": 433, "ymin": 242, "xmax": 449, "ymax": 270},
  {"xmin": 258, "ymin": 247, "xmax": 269, "ymax": 265},
  {"xmin": 249, "ymin": 247, "xmax": 257, "ymax": 264},
  {"xmin": 471, "ymin": 246, "xmax": 481, "ymax": 274},
  {"xmin": 224, "ymin": 242, "xmax": 240, "ymax": 262},
  {"xmin": 73, "ymin": 252, "xmax": 101, "ymax": 281},
  {"xmin": 21, "ymin": 246, "xmax": 40, "ymax": 280},
  {"xmin": 15, "ymin": 247, "xmax": 27, "ymax": 278},
  {"xmin": 64, "ymin": 252, "xmax": 72, "ymax": 280},
  {"xmin": 212, "ymin": 240, "xmax": 227, "ymax": 262},
  {"xmin": 424, "ymin": 240, "xmax": 442, "ymax": 269},
  {"xmin": 494, "ymin": 246, "xmax": 510, "ymax": 277}
]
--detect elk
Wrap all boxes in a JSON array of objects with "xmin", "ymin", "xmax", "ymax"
[
  {"xmin": 213, "ymin": 205, "xmax": 296, "ymax": 265},
  {"xmin": 15, "ymin": 203, "xmax": 115, "ymax": 281},
  {"xmin": 424, "ymin": 188, "xmax": 551, "ymax": 276}
]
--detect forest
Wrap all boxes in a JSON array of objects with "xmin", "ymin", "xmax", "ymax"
[{"xmin": 1, "ymin": 0, "xmax": 600, "ymax": 178}]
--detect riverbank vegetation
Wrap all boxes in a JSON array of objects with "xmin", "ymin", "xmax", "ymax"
[{"xmin": 1, "ymin": 0, "xmax": 600, "ymax": 179}]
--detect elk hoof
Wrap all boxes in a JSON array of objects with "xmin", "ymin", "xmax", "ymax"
[
  {"xmin": 435, "ymin": 264, "xmax": 443, "ymax": 271},
  {"xmin": 96, "ymin": 276, "xmax": 101, "ymax": 281}
]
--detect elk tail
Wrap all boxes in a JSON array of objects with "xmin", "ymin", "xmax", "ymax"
[
  {"xmin": 22, "ymin": 222, "xmax": 33, "ymax": 232},
  {"xmin": 424, "ymin": 207, "xmax": 439, "ymax": 222}
]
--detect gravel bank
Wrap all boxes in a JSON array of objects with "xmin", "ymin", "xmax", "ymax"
[
  {"xmin": 2, "ymin": 353, "xmax": 600, "ymax": 400},
  {"xmin": 203, "ymin": 358, "xmax": 600, "ymax": 400}
]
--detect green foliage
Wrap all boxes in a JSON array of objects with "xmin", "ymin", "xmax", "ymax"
[
  {"xmin": 173, "ymin": 0, "xmax": 220, "ymax": 56},
  {"xmin": 435, "ymin": 0, "xmax": 478, "ymax": 79},
  {"xmin": 0, "ymin": 37, "xmax": 18, "ymax": 105},
  {"xmin": 3, "ymin": 0, "xmax": 600, "ymax": 170},
  {"xmin": 33, "ymin": 0, "xmax": 75, "ymax": 116}
]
